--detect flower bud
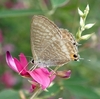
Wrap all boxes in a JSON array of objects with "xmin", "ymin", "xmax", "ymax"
[
  {"xmin": 80, "ymin": 33, "xmax": 94, "ymax": 40},
  {"xmin": 56, "ymin": 70, "xmax": 71, "ymax": 78},
  {"xmin": 85, "ymin": 23, "xmax": 95, "ymax": 29},
  {"xmin": 84, "ymin": 4, "xmax": 89, "ymax": 16},
  {"xmin": 80, "ymin": 17, "xmax": 84, "ymax": 28},
  {"xmin": 78, "ymin": 8, "xmax": 84, "ymax": 16}
]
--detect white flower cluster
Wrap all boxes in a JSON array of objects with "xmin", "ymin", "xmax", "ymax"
[{"xmin": 76, "ymin": 4, "xmax": 95, "ymax": 41}]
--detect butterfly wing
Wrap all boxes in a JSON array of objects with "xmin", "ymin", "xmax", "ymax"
[
  {"xmin": 31, "ymin": 15, "xmax": 61, "ymax": 62},
  {"xmin": 31, "ymin": 15, "xmax": 79, "ymax": 67}
]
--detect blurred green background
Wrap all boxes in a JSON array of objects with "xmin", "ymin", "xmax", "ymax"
[{"xmin": 0, "ymin": 0, "xmax": 100, "ymax": 99}]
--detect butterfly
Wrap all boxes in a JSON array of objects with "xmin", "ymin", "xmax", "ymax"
[{"xmin": 30, "ymin": 15, "xmax": 80, "ymax": 67}]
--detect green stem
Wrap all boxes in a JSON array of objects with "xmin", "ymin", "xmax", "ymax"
[{"xmin": 30, "ymin": 88, "xmax": 41, "ymax": 99}]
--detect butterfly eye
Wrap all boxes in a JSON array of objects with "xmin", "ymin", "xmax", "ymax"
[
  {"xmin": 31, "ymin": 59, "xmax": 34, "ymax": 63},
  {"xmin": 73, "ymin": 42, "xmax": 76, "ymax": 45}
]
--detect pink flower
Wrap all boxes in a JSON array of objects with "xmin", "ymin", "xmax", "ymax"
[
  {"xmin": 0, "ymin": 71, "xmax": 17, "ymax": 88},
  {"xmin": 6, "ymin": 51, "xmax": 56, "ymax": 91},
  {"xmin": 12, "ymin": 2, "xmax": 27, "ymax": 9},
  {"xmin": 28, "ymin": 68, "xmax": 56, "ymax": 90},
  {"xmin": 6, "ymin": 51, "xmax": 29, "ymax": 77},
  {"xmin": 4, "ymin": 0, "xmax": 13, "ymax": 8},
  {"xmin": 56, "ymin": 70, "xmax": 71, "ymax": 78}
]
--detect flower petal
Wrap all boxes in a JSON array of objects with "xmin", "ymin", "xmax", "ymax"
[
  {"xmin": 14, "ymin": 58, "xmax": 29, "ymax": 76},
  {"xmin": 28, "ymin": 68, "xmax": 51, "ymax": 89},
  {"xmin": 6, "ymin": 51, "xmax": 18, "ymax": 72},
  {"xmin": 19, "ymin": 53, "xmax": 28, "ymax": 68},
  {"xmin": 28, "ymin": 80, "xmax": 38, "ymax": 93},
  {"xmin": 30, "ymin": 85, "xmax": 36, "ymax": 93},
  {"xmin": 56, "ymin": 70, "xmax": 71, "ymax": 78}
]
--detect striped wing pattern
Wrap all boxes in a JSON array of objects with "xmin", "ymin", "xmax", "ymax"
[{"xmin": 31, "ymin": 15, "xmax": 79, "ymax": 67}]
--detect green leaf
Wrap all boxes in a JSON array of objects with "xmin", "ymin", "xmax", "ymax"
[
  {"xmin": 0, "ymin": 9, "xmax": 43, "ymax": 18},
  {"xmin": 51, "ymin": 0, "xmax": 69, "ymax": 8},
  {"xmin": 63, "ymin": 77, "xmax": 100, "ymax": 99},
  {"xmin": 65, "ymin": 84, "xmax": 100, "ymax": 99},
  {"xmin": 64, "ymin": 76, "xmax": 88, "ymax": 84},
  {"xmin": 42, "ymin": 83, "xmax": 60, "ymax": 98},
  {"xmin": 0, "ymin": 89, "xmax": 20, "ymax": 99}
]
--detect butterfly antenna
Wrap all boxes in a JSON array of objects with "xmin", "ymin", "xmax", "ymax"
[
  {"xmin": 79, "ymin": 57, "xmax": 91, "ymax": 62},
  {"xmin": 77, "ymin": 43, "xmax": 81, "ymax": 46},
  {"xmin": 79, "ymin": 57, "xmax": 84, "ymax": 60}
]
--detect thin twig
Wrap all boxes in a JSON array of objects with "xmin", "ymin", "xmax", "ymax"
[{"xmin": 19, "ymin": 90, "xmax": 26, "ymax": 99}]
